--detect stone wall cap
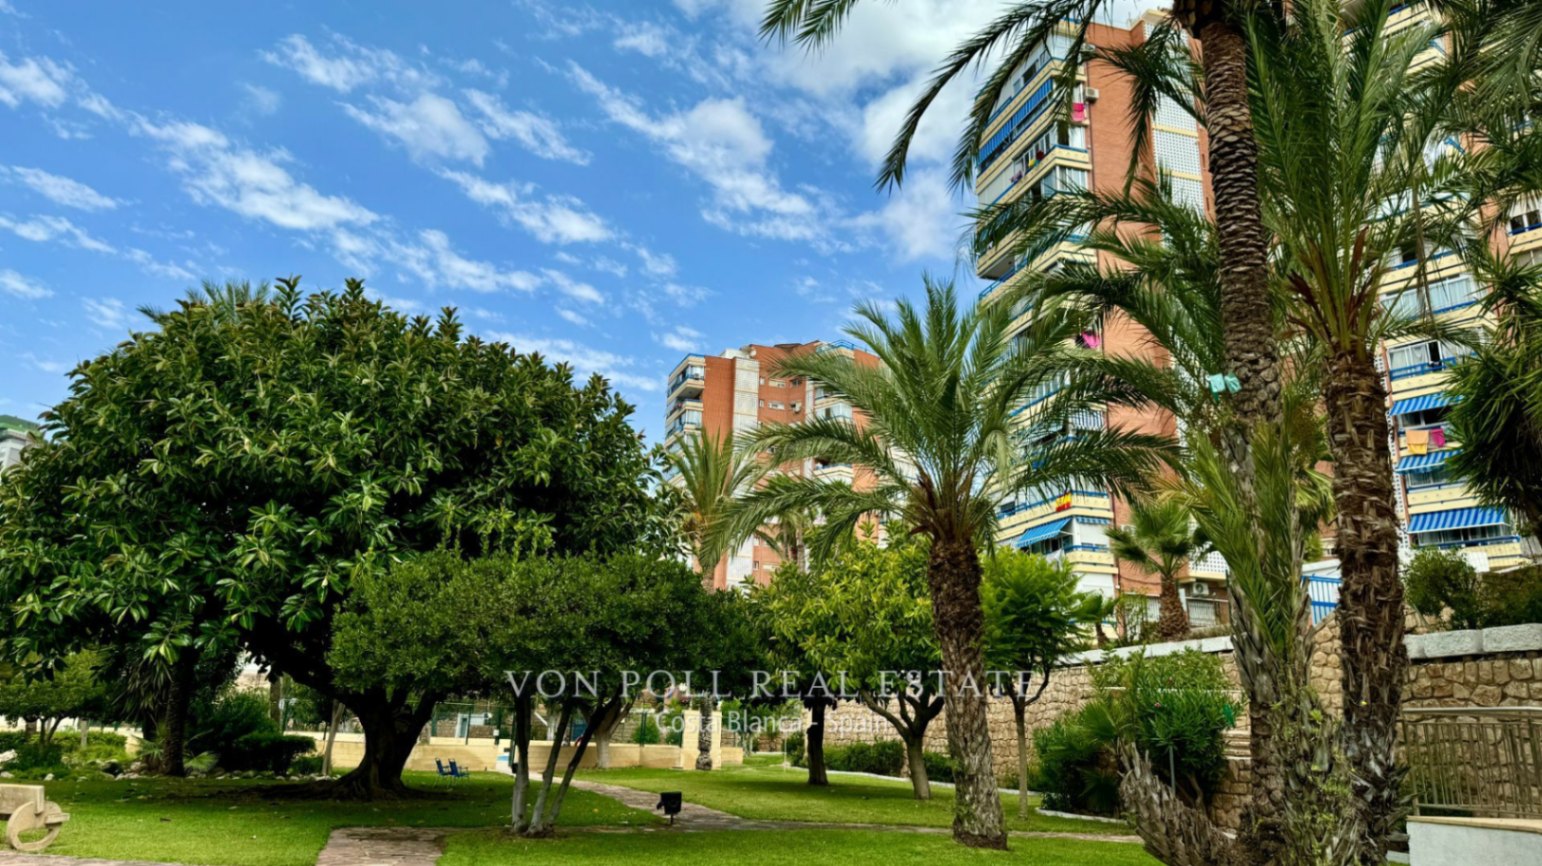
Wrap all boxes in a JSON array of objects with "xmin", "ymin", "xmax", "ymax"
[
  {"xmin": 1062, "ymin": 634, "xmax": 1233, "ymax": 666},
  {"xmin": 1406, "ymin": 623, "xmax": 1542, "ymax": 659}
]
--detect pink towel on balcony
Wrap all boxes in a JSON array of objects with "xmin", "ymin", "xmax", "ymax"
[
  {"xmin": 1072, "ymin": 103, "xmax": 1087, "ymax": 122},
  {"xmin": 1079, "ymin": 331, "xmax": 1102, "ymax": 349},
  {"xmin": 1429, "ymin": 427, "xmax": 1447, "ymax": 448}
]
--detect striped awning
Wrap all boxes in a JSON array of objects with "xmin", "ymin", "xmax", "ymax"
[
  {"xmin": 1407, "ymin": 506, "xmax": 1507, "ymax": 534},
  {"xmin": 1389, "ymin": 393, "xmax": 1452, "ymax": 417},
  {"xmin": 1015, "ymin": 517, "xmax": 1071, "ymax": 549},
  {"xmin": 1395, "ymin": 450, "xmax": 1457, "ymax": 473}
]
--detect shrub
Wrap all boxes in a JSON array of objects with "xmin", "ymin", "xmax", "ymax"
[
  {"xmin": 53, "ymin": 730, "xmax": 131, "ymax": 766},
  {"xmin": 1, "ymin": 741, "xmax": 70, "ymax": 781},
  {"xmin": 0, "ymin": 731, "xmax": 26, "ymax": 753},
  {"xmin": 824, "ymin": 740, "xmax": 906, "ymax": 777},
  {"xmin": 1405, "ymin": 548, "xmax": 1483, "ymax": 629},
  {"xmin": 290, "ymin": 755, "xmax": 324, "ymax": 776},
  {"xmin": 783, "ymin": 731, "xmax": 805, "ymax": 767},
  {"xmin": 1480, "ymin": 565, "xmax": 1542, "ymax": 627},
  {"xmin": 1032, "ymin": 705, "xmax": 1121, "ymax": 815},
  {"xmin": 1094, "ymin": 650, "xmax": 1236, "ymax": 806},
  {"xmin": 189, "ymin": 690, "xmax": 312, "ymax": 773},
  {"xmin": 630, "ymin": 713, "xmax": 661, "ymax": 746}
]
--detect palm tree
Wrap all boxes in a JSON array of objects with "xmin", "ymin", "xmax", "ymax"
[
  {"xmin": 1246, "ymin": 2, "xmax": 1485, "ymax": 856},
  {"xmin": 725, "ymin": 279, "xmax": 1172, "ymax": 848},
  {"xmin": 1106, "ymin": 497, "xmax": 1208, "ymax": 640},
  {"xmin": 760, "ymin": 0, "xmax": 1283, "ymax": 484},
  {"xmin": 662, "ymin": 429, "xmax": 768, "ymax": 770}
]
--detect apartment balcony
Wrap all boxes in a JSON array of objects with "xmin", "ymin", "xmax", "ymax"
[
  {"xmin": 1385, "ymin": 2, "xmax": 1433, "ymax": 37},
  {"xmin": 1507, "ymin": 205, "xmax": 1542, "ymax": 255},
  {"xmin": 997, "ymin": 490, "xmax": 1112, "ymax": 532},
  {"xmin": 664, "ymin": 411, "xmax": 702, "ymax": 441},
  {"xmin": 1046, "ymin": 543, "xmax": 1115, "ymax": 570},
  {"xmin": 1397, "ymin": 421, "xmax": 1457, "ymax": 456},
  {"xmin": 812, "ymin": 462, "xmax": 854, "ymax": 483},
  {"xmin": 666, "ymin": 396, "xmax": 703, "ymax": 420},
  {"xmin": 1186, "ymin": 593, "xmax": 1230, "ymax": 628},
  {"xmin": 667, "ymin": 358, "xmax": 706, "ymax": 399}
]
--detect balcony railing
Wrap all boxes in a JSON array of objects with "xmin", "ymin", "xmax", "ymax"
[
  {"xmin": 997, "ymin": 489, "xmax": 1110, "ymax": 519},
  {"xmin": 1403, "ymin": 707, "xmax": 1542, "ymax": 819}
]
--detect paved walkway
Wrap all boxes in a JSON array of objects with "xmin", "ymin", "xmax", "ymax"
[{"xmin": 314, "ymin": 827, "xmax": 447, "ymax": 866}]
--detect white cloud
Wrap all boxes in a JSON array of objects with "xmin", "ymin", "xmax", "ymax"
[
  {"xmin": 662, "ymin": 282, "xmax": 710, "ymax": 306},
  {"xmin": 23, "ymin": 353, "xmax": 71, "ymax": 375},
  {"xmin": 627, "ymin": 243, "xmax": 678, "ymax": 277},
  {"xmin": 655, "ymin": 324, "xmax": 703, "ymax": 353},
  {"xmin": 0, "ymin": 51, "xmax": 69, "ymax": 108},
  {"xmin": 392, "ymin": 229, "xmax": 541, "ymax": 294},
  {"xmin": 850, "ymin": 168, "xmax": 968, "ymax": 261},
  {"xmin": 241, "ymin": 83, "xmax": 282, "ymax": 116},
  {"xmin": 2, "ymin": 165, "xmax": 121, "ymax": 210},
  {"xmin": 490, "ymin": 332, "xmax": 658, "ymax": 392},
  {"xmin": 136, "ymin": 118, "xmax": 377, "ymax": 232},
  {"xmin": 0, "ymin": 269, "xmax": 51, "ymax": 299},
  {"xmin": 0, "ymin": 213, "xmax": 115, "ymax": 253},
  {"xmin": 542, "ymin": 268, "xmax": 604, "ymax": 304},
  {"xmin": 439, "ymin": 170, "xmax": 611, "ymax": 244},
  {"xmin": 262, "ymin": 34, "xmax": 436, "ymax": 94},
  {"xmin": 82, "ymin": 297, "xmax": 131, "ymax": 330},
  {"xmin": 556, "ymin": 307, "xmax": 589, "ymax": 326},
  {"xmin": 570, "ymin": 64, "xmax": 830, "ymax": 243},
  {"xmin": 343, "ymin": 92, "xmax": 489, "ymax": 164},
  {"xmin": 464, "ymin": 89, "xmax": 588, "ymax": 164}
]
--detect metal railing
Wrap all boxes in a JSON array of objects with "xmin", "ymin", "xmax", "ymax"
[{"xmin": 1402, "ymin": 707, "xmax": 1542, "ymax": 819}]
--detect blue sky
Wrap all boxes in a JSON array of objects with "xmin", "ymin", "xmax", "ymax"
[{"xmin": 0, "ymin": 0, "xmax": 1148, "ymax": 439}]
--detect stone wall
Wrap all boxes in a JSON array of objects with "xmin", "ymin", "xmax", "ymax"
[{"xmin": 808, "ymin": 618, "xmax": 1542, "ymax": 830}]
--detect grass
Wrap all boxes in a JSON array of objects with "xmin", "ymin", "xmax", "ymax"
[
  {"xmin": 577, "ymin": 756, "xmax": 1132, "ymax": 836},
  {"xmin": 40, "ymin": 771, "xmax": 655, "ymax": 866},
  {"xmin": 442, "ymin": 829, "xmax": 1160, "ymax": 865}
]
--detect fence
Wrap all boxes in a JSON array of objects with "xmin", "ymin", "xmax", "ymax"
[{"xmin": 1402, "ymin": 707, "xmax": 1542, "ymax": 818}]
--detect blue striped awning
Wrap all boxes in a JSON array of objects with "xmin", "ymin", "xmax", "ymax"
[
  {"xmin": 1015, "ymin": 517, "xmax": 1071, "ymax": 549},
  {"xmin": 1395, "ymin": 450, "xmax": 1457, "ymax": 473},
  {"xmin": 1389, "ymin": 393, "xmax": 1452, "ymax": 417},
  {"xmin": 1407, "ymin": 506, "xmax": 1507, "ymax": 534}
]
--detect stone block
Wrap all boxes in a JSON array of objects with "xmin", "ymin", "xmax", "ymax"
[
  {"xmin": 1407, "ymin": 630, "xmax": 1482, "ymax": 660},
  {"xmin": 1479, "ymin": 624, "xmax": 1542, "ymax": 655}
]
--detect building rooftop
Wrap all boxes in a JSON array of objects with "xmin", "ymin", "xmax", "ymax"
[{"xmin": 0, "ymin": 414, "xmax": 39, "ymax": 434}]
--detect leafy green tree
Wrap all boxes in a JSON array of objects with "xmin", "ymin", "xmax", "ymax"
[
  {"xmin": 753, "ymin": 565, "xmax": 840, "ymax": 786},
  {"xmin": 1106, "ymin": 498, "xmax": 1210, "ymax": 641},
  {"xmin": 331, "ymin": 551, "xmax": 711, "ymax": 836},
  {"xmin": 771, "ymin": 540, "xmax": 943, "ymax": 799},
  {"xmin": 726, "ymin": 281, "xmax": 1170, "ymax": 847},
  {"xmin": 0, "ymin": 652, "xmax": 107, "ymax": 746},
  {"xmin": 0, "ymin": 278, "xmax": 667, "ymax": 795},
  {"xmin": 981, "ymin": 550, "xmax": 1093, "ymax": 817}
]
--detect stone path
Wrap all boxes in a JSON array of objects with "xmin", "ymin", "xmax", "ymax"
[{"xmin": 314, "ymin": 827, "xmax": 447, "ymax": 866}]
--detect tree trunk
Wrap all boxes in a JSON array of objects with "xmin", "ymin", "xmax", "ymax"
[
  {"xmin": 1326, "ymin": 351, "xmax": 1408, "ymax": 865},
  {"xmin": 525, "ymin": 702, "xmax": 573, "ymax": 837},
  {"xmin": 332, "ymin": 694, "xmax": 434, "ymax": 798},
  {"xmin": 926, "ymin": 537, "xmax": 1006, "ymax": 849},
  {"xmin": 158, "ymin": 651, "xmax": 197, "ymax": 777},
  {"xmin": 1013, "ymin": 695, "xmax": 1030, "ymax": 820},
  {"xmin": 1157, "ymin": 573, "xmax": 1190, "ymax": 640},
  {"xmin": 588, "ymin": 698, "xmax": 626, "ymax": 770},
  {"xmin": 321, "ymin": 702, "xmax": 342, "ymax": 776},
  {"xmin": 905, "ymin": 734, "xmax": 931, "ymax": 800},
  {"xmin": 694, "ymin": 697, "xmax": 714, "ymax": 771},
  {"xmin": 1192, "ymin": 16, "xmax": 1287, "ymax": 866},
  {"xmin": 805, "ymin": 700, "xmax": 829, "ymax": 786},
  {"xmin": 268, "ymin": 670, "xmax": 283, "ymax": 726},
  {"xmin": 511, "ymin": 695, "xmax": 533, "ymax": 833}
]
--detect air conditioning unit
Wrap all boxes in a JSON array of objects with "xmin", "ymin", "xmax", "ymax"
[
  {"xmin": 791, "ymin": 402, "xmax": 802, "ymax": 412},
  {"xmin": 1190, "ymin": 582, "xmax": 1211, "ymax": 597},
  {"xmin": 1085, "ymin": 87, "xmax": 1101, "ymax": 102}
]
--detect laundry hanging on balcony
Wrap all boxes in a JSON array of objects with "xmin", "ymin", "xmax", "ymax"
[
  {"xmin": 1428, "ymin": 427, "xmax": 1447, "ymax": 448},
  {"xmin": 1406, "ymin": 428, "xmax": 1430, "ymax": 455}
]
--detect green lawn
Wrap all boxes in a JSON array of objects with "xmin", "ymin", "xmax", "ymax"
[
  {"xmin": 40, "ymin": 772, "xmax": 654, "ymax": 866},
  {"xmin": 443, "ymin": 829, "xmax": 1160, "ymax": 866},
  {"xmin": 577, "ymin": 757, "xmax": 1132, "ymax": 836}
]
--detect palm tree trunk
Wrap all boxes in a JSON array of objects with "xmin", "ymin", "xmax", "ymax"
[
  {"xmin": 1157, "ymin": 573, "xmax": 1190, "ymax": 640},
  {"xmin": 1192, "ymin": 17, "xmax": 1288, "ymax": 865},
  {"xmin": 926, "ymin": 537, "xmax": 1006, "ymax": 850},
  {"xmin": 1325, "ymin": 351, "xmax": 1408, "ymax": 865}
]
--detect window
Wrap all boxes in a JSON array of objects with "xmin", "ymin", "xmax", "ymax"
[
  {"xmin": 1386, "ymin": 339, "xmax": 1465, "ymax": 378},
  {"xmin": 1169, "ymin": 177, "xmax": 1204, "ymax": 211},
  {"xmin": 1153, "ymin": 130, "xmax": 1201, "ymax": 175},
  {"xmin": 1405, "ymin": 465, "xmax": 1453, "ymax": 489},
  {"xmin": 1508, "ymin": 196, "xmax": 1542, "ymax": 234},
  {"xmin": 820, "ymin": 404, "xmax": 853, "ymax": 421},
  {"xmin": 769, "ymin": 378, "xmax": 787, "ymax": 388},
  {"xmin": 769, "ymin": 401, "xmax": 785, "ymax": 410},
  {"xmin": 1154, "ymin": 94, "xmax": 1196, "ymax": 131},
  {"xmin": 1414, "ymin": 524, "xmax": 1513, "ymax": 548},
  {"xmin": 1383, "ymin": 273, "xmax": 1479, "ymax": 318}
]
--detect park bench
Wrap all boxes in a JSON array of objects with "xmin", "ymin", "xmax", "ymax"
[{"xmin": 1, "ymin": 783, "xmax": 70, "ymax": 852}]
